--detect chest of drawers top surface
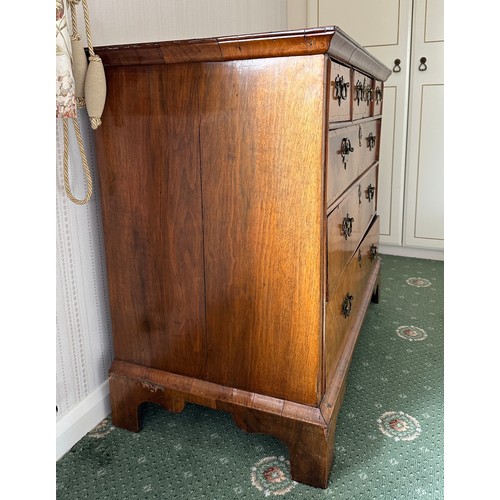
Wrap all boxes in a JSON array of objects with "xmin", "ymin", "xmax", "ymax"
[{"xmin": 96, "ymin": 26, "xmax": 390, "ymax": 80}]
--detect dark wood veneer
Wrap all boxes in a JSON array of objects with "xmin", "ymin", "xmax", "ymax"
[{"xmin": 93, "ymin": 27, "xmax": 390, "ymax": 489}]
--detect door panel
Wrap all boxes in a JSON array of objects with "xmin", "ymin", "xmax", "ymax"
[{"xmin": 403, "ymin": 0, "xmax": 444, "ymax": 248}]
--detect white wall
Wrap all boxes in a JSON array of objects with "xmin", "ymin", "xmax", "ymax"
[
  {"xmin": 73, "ymin": 0, "xmax": 288, "ymax": 46},
  {"xmin": 56, "ymin": 0, "xmax": 287, "ymax": 459}
]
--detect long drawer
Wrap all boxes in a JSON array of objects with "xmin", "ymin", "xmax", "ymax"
[
  {"xmin": 327, "ymin": 164, "xmax": 378, "ymax": 297},
  {"xmin": 325, "ymin": 215, "xmax": 380, "ymax": 384},
  {"xmin": 327, "ymin": 119, "xmax": 380, "ymax": 207}
]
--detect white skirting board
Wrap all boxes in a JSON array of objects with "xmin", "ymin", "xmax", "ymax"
[
  {"xmin": 56, "ymin": 379, "xmax": 111, "ymax": 460},
  {"xmin": 379, "ymin": 244, "xmax": 444, "ymax": 261}
]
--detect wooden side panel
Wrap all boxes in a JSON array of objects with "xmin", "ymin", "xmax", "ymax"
[
  {"xmin": 199, "ymin": 56, "xmax": 325, "ymax": 406},
  {"xmin": 94, "ymin": 64, "xmax": 206, "ymax": 377}
]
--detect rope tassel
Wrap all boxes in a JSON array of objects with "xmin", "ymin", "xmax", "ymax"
[
  {"xmin": 59, "ymin": 0, "xmax": 105, "ymax": 204},
  {"xmin": 85, "ymin": 55, "xmax": 106, "ymax": 129},
  {"xmin": 71, "ymin": 36, "xmax": 88, "ymax": 107}
]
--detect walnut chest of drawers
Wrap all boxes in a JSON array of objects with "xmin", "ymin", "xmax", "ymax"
[{"xmin": 93, "ymin": 27, "xmax": 390, "ymax": 488}]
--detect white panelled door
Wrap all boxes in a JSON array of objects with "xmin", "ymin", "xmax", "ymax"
[
  {"xmin": 403, "ymin": 0, "xmax": 444, "ymax": 248},
  {"xmin": 293, "ymin": 0, "xmax": 444, "ymax": 253}
]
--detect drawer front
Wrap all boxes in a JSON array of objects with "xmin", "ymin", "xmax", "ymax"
[
  {"xmin": 329, "ymin": 60, "xmax": 351, "ymax": 122},
  {"xmin": 359, "ymin": 119, "xmax": 380, "ymax": 173},
  {"xmin": 325, "ymin": 214, "xmax": 380, "ymax": 383},
  {"xmin": 327, "ymin": 125, "xmax": 361, "ymax": 205},
  {"xmin": 372, "ymin": 81, "xmax": 383, "ymax": 116},
  {"xmin": 327, "ymin": 119, "xmax": 380, "ymax": 207},
  {"xmin": 352, "ymin": 71, "xmax": 372, "ymax": 120},
  {"xmin": 357, "ymin": 215, "xmax": 380, "ymax": 289},
  {"xmin": 327, "ymin": 164, "xmax": 378, "ymax": 296}
]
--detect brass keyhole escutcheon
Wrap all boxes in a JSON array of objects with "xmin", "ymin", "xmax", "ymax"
[
  {"xmin": 365, "ymin": 86, "xmax": 373, "ymax": 103},
  {"xmin": 342, "ymin": 214, "xmax": 354, "ymax": 239},
  {"xmin": 367, "ymin": 132, "xmax": 376, "ymax": 151},
  {"xmin": 366, "ymin": 184, "xmax": 375, "ymax": 202},
  {"xmin": 342, "ymin": 293, "xmax": 353, "ymax": 318},
  {"xmin": 340, "ymin": 138, "xmax": 354, "ymax": 169},
  {"xmin": 354, "ymin": 80, "xmax": 364, "ymax": 105}
]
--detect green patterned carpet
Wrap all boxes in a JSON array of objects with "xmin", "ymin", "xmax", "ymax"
[{"xmin": 57, "ymin": 255, "xmax": 444, "ymax": 499}]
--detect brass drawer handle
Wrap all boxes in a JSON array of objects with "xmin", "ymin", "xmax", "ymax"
[
  {"xmin": 332, "ymin": 75, "xmax": 349, "ymax": 105},
  {"xmin": 340, "ymin": 138, "xmax": 354, "ymax": 169},
  {"xmin": 342, "ymin": 214, "xmax": 354, "ymax": 239},
  {"xmin": 375, "ymin": 86, "xmax": 383, "ymax": 104},
  {"xmin": 418, "ymin": 57, "xmax": 427, "ymax": 71},
  {"xmin": 366, "ymin": 184, "xmax": 375, "ymax": 202},
  {"xmin": 367, "ymin": 132, "xmax": 376, "ymax": 151},
  {"xmin": 369, "ymin": 244, "xmax": 378, "ymax": 261},
  {"xmin": 342, "ymin": 293, "xmax": 353, "ymax": 318},
  {"xmin": 354, "ymin": 79, "xmax": 365, "ymax": 105},
  {"xmin": 393, "ymin": 58, "xmax": 401, "ymax": 73}
]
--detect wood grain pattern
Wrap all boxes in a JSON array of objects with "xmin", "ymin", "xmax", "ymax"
[
  {"xmin": 109, "ymin": 358, "xmax": 337, "ymax": 489},
  {"xmin": 93, "ymin": 28, "xmax": 389, "ymax": 490},
  {"xmin": 94, "ymin": 26, "xmax": 391, "ymax": 81},
  {"xmin": 198, "ymin": 56, "xmax": 325, "ymax": 406},
  {"xmin": 95, "ymin": 64, "xmax": 207, "ymax": 378}
]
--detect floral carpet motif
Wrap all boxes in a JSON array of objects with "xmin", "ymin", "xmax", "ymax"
[{"xmin": 56, "ymin": 255, "xmax": 444, "ymax": 499}]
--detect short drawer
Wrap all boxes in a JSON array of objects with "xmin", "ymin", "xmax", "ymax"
[
  {"xmin": 327, "ymin": 164, "xmax": 378, "ymax": 295},
  {"xmin": 372, "ymin": 81, "xmax": 384, "ymax": 116},
  {"xmin": 352, "ymin": 70, "xmax": 372, "ymax": 120},
  {"xmin": 328, "ymin": 60, "xmax": 351, "ymax": 123},
  {"xmin": 327, "ymin": 120, "xmax": 380, "ymax": 206},
  {"xmin": 325, "ymin": 214, "xmax": 380, "ymax": 384}
]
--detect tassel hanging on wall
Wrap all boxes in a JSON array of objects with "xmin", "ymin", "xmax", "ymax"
[
  {"xmin": 81, "ymin": 0, "xmax": 106, "ymax": 129},
  {"xmin": 59, "ymin": 0, "xmax": 106, "ymax": 204}
]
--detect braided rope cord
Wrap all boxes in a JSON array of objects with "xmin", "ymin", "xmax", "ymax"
[
  {"xmin": 61, "ymin": 0, "xmax": 94, "ymax": 205},
  {"xmin": 81, "ymin": 0, "xmax": 96, "ymax": 58},
  {"xmin": 63, "ymin": 116, "xmax": 93, "ymax": 205},
  {"xmin": 68, "ymin": 0, "xmax": 80, "ymax": 41}
]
